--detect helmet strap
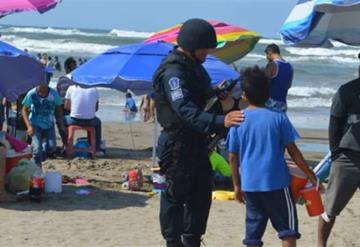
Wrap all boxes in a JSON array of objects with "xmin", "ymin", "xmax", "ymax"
[{"xmin": 190, "ymin": 51, "xmax": 202, "ymax": 64}]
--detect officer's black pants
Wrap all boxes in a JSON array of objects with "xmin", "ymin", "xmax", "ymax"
[{"xmin": 157, "ymin": 134, "xmax": 212, "ymax": 247}]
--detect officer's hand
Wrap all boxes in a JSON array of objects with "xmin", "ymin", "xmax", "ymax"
[
  {"xmin": 218, "ymin": 91, "xmax": 229, "ymax": 100},
  {"xmin": 224, "ymin": 110, "xmax": 244, "ymax": 128}
]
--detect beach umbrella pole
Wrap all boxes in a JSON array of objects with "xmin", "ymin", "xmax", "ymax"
[
  {"xmin": 151, "ymin": 111, "xmax": 158, "ymax": 167},
  {"xmin": 128, "ymin": 120, "xmax": 136, "ymax": 149}
]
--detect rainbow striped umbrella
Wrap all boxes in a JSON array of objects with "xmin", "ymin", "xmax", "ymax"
[
  {"xmin": 0, "ymin": 0, "xmax": 61, "ymax": 18},
  {"xmin": 145, "ymin": 20, "xmax": 261, "ymax": 64}
]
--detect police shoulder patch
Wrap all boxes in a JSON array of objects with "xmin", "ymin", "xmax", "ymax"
[
  {"xmin": 168, "ymin": 77, "xmax": 180, "ymax": 90},
  {"xmin": 171, "ymin": 88, "xmax": 184, "ymax": 101}
]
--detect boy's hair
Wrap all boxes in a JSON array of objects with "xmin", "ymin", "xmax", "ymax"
[
  {"xmin": 240, "ymin": 66, "xmax": 270, "ymax": 105},
  {"xmin": 64, "ymin": 57, "xmax": 77, "ymax": 70},
  {"xmin": 264, "ymin": 43, "xmax": 280, "ymax": 54},
  {"xmin": 126, "ymin": 92, "xmax": 132, "ymax": 98}
]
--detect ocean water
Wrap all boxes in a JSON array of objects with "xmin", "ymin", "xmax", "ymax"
[{"xmin": 1, "ymin": 24, "xmax": 359, "ymax": 130}]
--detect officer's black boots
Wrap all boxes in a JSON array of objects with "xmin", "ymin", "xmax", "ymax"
[
  {"xmin": 166, "ymin": 240, "xmax": 184, "ymax": 247},
  {"xmin": 165, "ymin": 235, "xmax": 202, "ymax": 247},
  {"xmin": 182, "ymin": 234, "xmax": 202, "ymax": 247}
]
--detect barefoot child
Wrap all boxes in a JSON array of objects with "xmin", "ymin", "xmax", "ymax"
[{"xmin": 228, "ymin": 66, "xmax": 321, "ymax": 247}]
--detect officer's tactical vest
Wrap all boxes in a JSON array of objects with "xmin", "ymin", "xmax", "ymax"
[{"xmin": 153, "ymin": 51, "xmax": 214, "ymax": 131}]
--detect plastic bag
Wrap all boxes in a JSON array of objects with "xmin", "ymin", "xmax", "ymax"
[{"xmin": 6, "ymin": 159, "xmax": 38, "ymax": 192}]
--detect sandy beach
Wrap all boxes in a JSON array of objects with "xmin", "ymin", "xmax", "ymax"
[
  {"xmin": 1, "ymin": 0, "xmax": 360, "ymax": 246},
  {"xmin": 0, "ymin": 122, "xmax": 359, "ymax": 247}
]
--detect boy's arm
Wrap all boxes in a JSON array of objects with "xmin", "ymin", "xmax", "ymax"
[
  {"xmin": 22, "ymin": 106, "xmax": 33, "ymax": 136},
  {"xmin": 229, "ymin": 152, "xmax": 245, "ymax": 203},
  {"xmin": 286, "ymin": 142, "xmax": 322, "ymax": 189}
]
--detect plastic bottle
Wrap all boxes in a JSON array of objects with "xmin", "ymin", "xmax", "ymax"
[{"xmin": 29, "ymin": 167, "xmax": 45, "ymax": 202}]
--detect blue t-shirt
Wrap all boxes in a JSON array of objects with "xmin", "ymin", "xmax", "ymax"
[
  {"xmin": 125, "ymin": 98, "xmax": 137, "ymax": 112},
  {"xmin": 227, "ymin": 108, "xmax": 299, "ymax": 192},
  {"xmin": 22, "ymin": 87, "xmax": 62, "ymax": 129}
]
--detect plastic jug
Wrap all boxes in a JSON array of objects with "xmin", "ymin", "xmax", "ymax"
[{"xmin": 45, "ymin": 171, "xmax": 62, "ymax": 193}]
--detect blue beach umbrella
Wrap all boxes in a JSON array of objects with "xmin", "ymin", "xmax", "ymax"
[
  {"xmin": 0, "ymin": 40, "xmax": 46, "ymax": 101},
  {"xmin": 70, "ymin": 42, "xmax": 240, "ymax": 95},
  {"xmin": 280, "ymin": 0, "xmax": 360, "ymax": 47}
]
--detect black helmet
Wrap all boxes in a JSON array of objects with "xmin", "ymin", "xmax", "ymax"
[{"xmin": 177, "ymin": 18, "xmax": 217, "ymax": 52}]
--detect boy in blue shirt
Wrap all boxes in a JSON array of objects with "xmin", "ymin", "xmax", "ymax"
[
  {"xmin": 227, "ymin": 66, "xmax": 320, "ymax": 247},
  {"xmin": 22, "ymin": 83, "xmax": 64, "ymax": 167}
]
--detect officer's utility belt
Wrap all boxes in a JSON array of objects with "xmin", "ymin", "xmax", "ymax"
[{"xmin": 164, "ymin": 128, "xmax": 206, "ymax": 144}]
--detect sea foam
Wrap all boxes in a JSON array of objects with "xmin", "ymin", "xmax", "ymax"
[
  {"xmin": 2, "ymin": 35, "xmax": 114, "ymax": 55},
  {"xmin": 109, "ymin": 29, "xmax": 153, "ymax": 38},
  {"xmin": 1, "ymin": 26, "xmax": 153, "ymax": 38},
  {"xmin": 288, "ymin": 86, "xmax": 336, "ymax": 97},
  {"xmin": 286, "ymin": 47, "xmax": 358, "ymax": 57}
]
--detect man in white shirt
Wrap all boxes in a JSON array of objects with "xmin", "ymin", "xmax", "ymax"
[{"xmin": 64, "ymin": 85, "xmax": 103, "ymax": 156}]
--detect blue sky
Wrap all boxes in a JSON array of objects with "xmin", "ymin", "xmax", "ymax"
[{"xmin": 0, "ymin": 0, "xmax": 297, "ymax": 37}]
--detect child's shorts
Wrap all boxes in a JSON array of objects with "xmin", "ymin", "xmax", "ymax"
[{"xmin": 243, "ymin": 187, "xmax": 301, "ymax": 246}]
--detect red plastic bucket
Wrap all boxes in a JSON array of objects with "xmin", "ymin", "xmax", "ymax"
[
  {"xmin": 288, "ymin": 162, "xmax": 308, "ymax": 201},
  {"xmin": 300, "ymin": 186, "xmax": 324, "ymax": 217}
]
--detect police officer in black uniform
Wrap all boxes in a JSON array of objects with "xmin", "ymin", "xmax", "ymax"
[{"xmin": 153, "ymin": 18, "xmax": 244, "ymax": 247}]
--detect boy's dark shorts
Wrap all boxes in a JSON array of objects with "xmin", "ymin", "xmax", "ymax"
[{"xmin": 244, "ymin": 187, "xmax": 301, "ymax": 246}]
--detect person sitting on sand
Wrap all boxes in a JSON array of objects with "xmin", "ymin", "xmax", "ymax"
[
  {"xmin": 228, "ymin": 66, "xmax": 321, "ymax": 247},
  {"xmin": 124, "ymin": 92, "xmax": 138, "ymax": 113}
]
